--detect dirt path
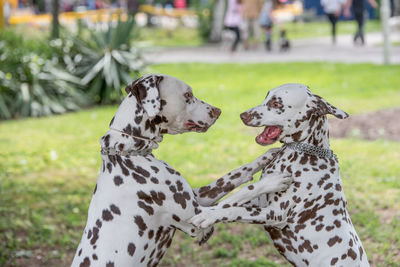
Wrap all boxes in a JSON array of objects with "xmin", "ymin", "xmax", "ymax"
[
  {"xmin": 144, "ymin": 32, "xmax": 400, "ymax": 64},
  {"xmin": 329, "ymin": 108, "xmax": 400, "ymax": 141}
]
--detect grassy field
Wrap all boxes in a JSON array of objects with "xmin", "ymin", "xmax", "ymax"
[{"xmin": 1, "ymin": 63, "xmax": 399, "ymax": 266}]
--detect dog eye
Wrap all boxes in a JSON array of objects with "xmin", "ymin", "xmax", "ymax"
[
  {"xmin": 184, "ymin": 92, "xmax": 193, "ymax": 99},
  {"xmin": 269, "ymin": 100, "xmax": 283, "ymax": 109}
]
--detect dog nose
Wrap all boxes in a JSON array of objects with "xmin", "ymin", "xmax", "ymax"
[
  {"xmin": 211, "ymin": 107, "xmax": 221, "ymax": 118},
  {"xmin": 240, "ymin": 112, "xmax": 253, "ymax": 124}
]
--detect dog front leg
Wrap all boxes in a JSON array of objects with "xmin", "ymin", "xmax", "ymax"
[
  {"xmin": 193, "ymin": 148, "xmax": 281, "ymax": 206},
  {"xmin": 214, "ymin": 172, "xmax": 292, "ymax": 208},
  {"xmin": 189, "ymin": 205, "xmax": 287, "ymax": 230},
  {"xmin": 171, "ymin": 217, "xmax": 215, "ymax": 245}
]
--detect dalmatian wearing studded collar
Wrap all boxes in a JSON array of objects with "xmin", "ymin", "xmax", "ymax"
[
  {"xmin": 191, "ymin": 84, "xmax": 370, "ymax": 266},
  {"xmin": 71, "ymin": 74, "xmax": 290, "ymax": 267}
]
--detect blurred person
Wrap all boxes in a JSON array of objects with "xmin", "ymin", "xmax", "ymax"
[
  {"xmin": 3, "ymin": 0, "xmax": 11, "ymax": 26},
  {"xmin": 174, "ymin": 0, "xmax": 186, "ymax": 9},
  {"xmin": 321, "ymin": 0, "xmax": 346, "ymax": 44},
  {"xmin": 344, "ymin": 0, "xmax": 378, "ymax": 45},
  {"xmin": 224, "ymin": 0, "xmax": 243, "ymax": 52},
  {"xmin": 279, "ymin": 28, "xmax": 290, "ymax": 51},
  {"xmin": 259, "ymin": 0, "xmax": 274, "ymax": 50},
  {"xmin": 127, "ymin": 0, "xmax": 139, "ymax": 13},
  {"xmin": 63, "ymin": 0, "xmax": 74, "ymax": 12},
  {"xmin": 241, "ymin": 0, "xmax": 263, "ymax": 49},
  {"xmin": 259, "ymin": 0, "xmax": 290, "ymax": 51},
  {"xmin": 32, "ymin": 0, "xmax": 46, "ymax": 14}
]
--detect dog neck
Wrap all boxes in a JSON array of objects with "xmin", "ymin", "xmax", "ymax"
[
  {"xmin": 100, "ymin": 95, "xmax": 164, "ymax": 153},
  {"xmin": 282, "ymin": 113, "xmax": 331, "ymax": 149}
]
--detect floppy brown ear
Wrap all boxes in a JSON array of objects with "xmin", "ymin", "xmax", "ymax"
[
  {"xmin": 311, "ymin": 94, "xmax": 349, "ymax": 119},
  {"xmin": 125, "ymin": 75, "xmax": 164, "ymax": 118}
]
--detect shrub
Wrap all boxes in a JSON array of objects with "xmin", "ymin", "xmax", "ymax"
[
  {"xmin": 196, "ymin": 2, "xmax": 213, "ymax": 41},
  {"xmin": 54, "ymin": 16, "xmax": 146, "ymax": 104},
  {"xmin": 0, "ymin": 30, "xmax": 88, "ymax": 119}
]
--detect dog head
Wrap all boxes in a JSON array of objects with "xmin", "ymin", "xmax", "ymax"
[
  {"xmin": 114, "ymin": 74, "xmax": 221, "ymax": 138},
  {"xmin": 240, "ymin": 83, "xmax": 348, "ymax": 146}
]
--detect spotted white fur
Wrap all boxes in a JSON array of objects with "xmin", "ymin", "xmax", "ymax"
[
  {"xmin": 191, "ymin": 84, "xmax": 369, "ymax": 267},
  {"xmin": 71, "ymin": 75, "xmax": 288, "ymax": 267}
]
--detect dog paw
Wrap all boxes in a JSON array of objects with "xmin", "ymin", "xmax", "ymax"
[
  {"xmin": 198, "ymin": 226, "xmax": 214, "ymax": 245},
  {"xmin": 273, "ymin": 213, "xmax": 288, "ymax": 230},
  {"xmin": 280, "ymin": 176, "xmax": 293, "ymax": 191},
  {"xmin": 189, "ymin": 209, "xmax": 222, "ymax": 229},
  {"xmin": 188, "ymin": 213, "xmax": 209, "ymax": 228},
  {"xmin": 254, "ymin": 148, "xmax": 281, "ymax": 170},
  {"xmin": 269, "ymin": 173, "xmax": 293, "ymax": 192}
]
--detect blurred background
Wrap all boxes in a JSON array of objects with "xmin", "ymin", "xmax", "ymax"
[{"xmin": 0, "ymin": 0, "xmax": 399, "ymax": 266}]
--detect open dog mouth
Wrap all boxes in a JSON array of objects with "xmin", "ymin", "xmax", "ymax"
[
  {"xmin": 185, "ymin": 121, "xmax": 210, "ymax": 132},
  {"xmin": 256, "ymin": 126, "xmax": 282, "ymax": 145}
]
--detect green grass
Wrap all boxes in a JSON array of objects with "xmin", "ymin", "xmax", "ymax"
[
  {"xmin": 1, "ymin": 62, "xmax": 400, "ymax": 266},
  {"xmin": 137, "ymin": 26, "xmax": 203, "ymax": 47}
]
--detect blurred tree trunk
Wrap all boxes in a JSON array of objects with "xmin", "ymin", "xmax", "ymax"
[
  {"xmin": 0, "ymin": 0, "xmax": 5, "ymax": 29},
  {"xmin": 209, "ymin": 0, "xmax": 225, "ymax": 42},
  {"xmin": 127, "ymin": 0, "xmax": 139, "ymax": 15},
  {"xmin": 51, "ymin": 0, "xmax": 59, "ymax": 39}
]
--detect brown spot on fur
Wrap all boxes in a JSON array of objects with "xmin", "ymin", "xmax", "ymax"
[
  {"xmin": 327, "ymin": 236, "xmax": 342, "ymax": 247},
  {"xmin": 138, "ymin": 201, "xmax": 154, "ymax": 215},
  {"xmin": 347, "ymin": 248, "xmax": 357, "ymax": 260},
  {"xmin": 114, "ymin": 175, "xmax": 123, "ymax": 186},
  {"xmin": 110, "ymin": 204, "xmax": 121, "ymax": 215},
  {"xmin": 79, "ymin": 257, "xmax": 90, "ymax": 267},
  {"xmin": 127, "ymin": 243, "xmax": 136, "ymax": 256},
  {"xmin": 134, "ymin": 215, "xmax": 147, "ymax": 236},
  {"xmin": 102, "ymin": 209, "xmax": 113, "ymax": 221}
]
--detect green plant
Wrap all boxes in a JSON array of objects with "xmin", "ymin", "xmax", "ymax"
[
  {"xmin": 0, "ymin": 31, "xmax": 88, "ymax": 119},
  {"xmin": 195, "ymin": 1, "xmax": 213, "ymax": 41},
  {"xmin": 55, "ymin": 17, "xmax": 146, "ymax": 104}
]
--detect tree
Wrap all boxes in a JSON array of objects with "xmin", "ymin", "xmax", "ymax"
[
  {"xmin": 209, "ymin": 0, "xmax": 225, "ymax": 42},
  {"xmin": 0, "ymin": 0, "xmax": 5, "ymax": 29},
  {"xmin": 51, "ymin": 0, "xmax": 59, "ymax": 39}
]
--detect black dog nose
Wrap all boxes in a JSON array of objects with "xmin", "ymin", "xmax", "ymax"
[
  {"xmin": 240, "ymin": 112, "xmax": 253, "ymax": 124},
  {"xmin": 211, "ymin": 107, "xmax": 221, "ymax": 118}
]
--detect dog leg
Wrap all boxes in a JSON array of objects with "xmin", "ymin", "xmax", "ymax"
[
  {"xmin": 193, "ymin": 148, "xmax": 281, "ymax": 206},
  {"xmin": 189, "ymin": 205, "xmax": 287, "ymax": 229},
  {"xmin": 215, "ymin": 172, "xmax": 292, "ymax": 207}
]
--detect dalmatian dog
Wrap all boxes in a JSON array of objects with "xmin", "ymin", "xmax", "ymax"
[
  {"xmin": 190, "ymin": 84, "xmax": 370, "ymax": 266},
  {"xmin": 71, "ymin": 74, "xmax": 290, "ymax": 267}
]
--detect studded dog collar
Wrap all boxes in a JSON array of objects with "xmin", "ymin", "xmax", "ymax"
[{"xmin": 286, "ymin": 142, "xmax": 337, "ymax": 161}]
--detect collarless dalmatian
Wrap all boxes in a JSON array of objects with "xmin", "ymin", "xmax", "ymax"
[
  {"xmin": 190, "ymin": 84, "xmax": 370, "ymax": 267},
  {"xmin": 71, "ymin": 74, "xmax": 289, "ymax": 267}
]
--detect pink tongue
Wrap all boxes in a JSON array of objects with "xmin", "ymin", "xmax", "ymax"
[
  {"xmin": 266, "ymin": 126, "xmax": 281, "ymax": 138},
  {"xmin": 256, "ymin": 126, "xmax": 281, "ymax": 145}
]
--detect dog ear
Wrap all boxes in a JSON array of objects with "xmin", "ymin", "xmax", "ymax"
[
  {"xmin": 125, "ymin": 75, "xmax": 164, "ymax": 118},
  {"xmin": 311, "ymin": 94, "xmax": 349, "ymax": 119}
]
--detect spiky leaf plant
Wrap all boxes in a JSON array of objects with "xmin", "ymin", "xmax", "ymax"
[
  {"xmin": 55, "ymin": 17, "xmax": 146, "ymax": 104},
  {"xmin": 0, "ymin": 31, "xmax": 88, "ymax": 120}
]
